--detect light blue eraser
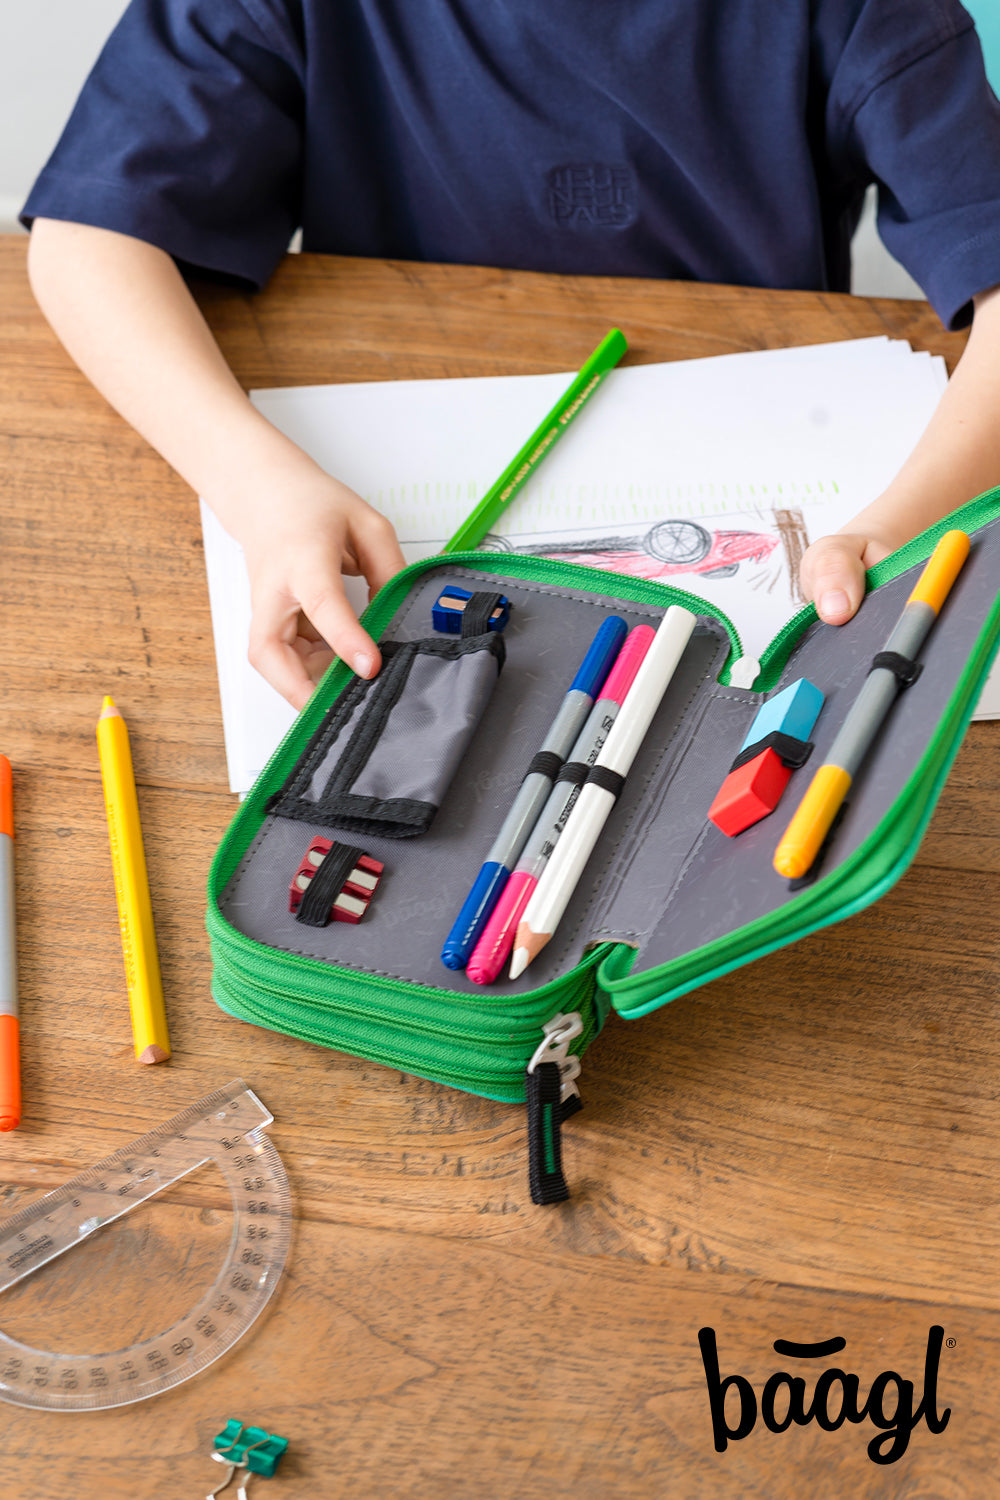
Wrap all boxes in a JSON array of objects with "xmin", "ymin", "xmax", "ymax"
[{"xmin": 739, "ymin": 677, "xmax": 824, "ymax": 753}]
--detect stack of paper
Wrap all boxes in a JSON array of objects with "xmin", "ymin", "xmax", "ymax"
[{"xmin": 200, "ymin": 336, "xmax": 994, "ymax": 796}]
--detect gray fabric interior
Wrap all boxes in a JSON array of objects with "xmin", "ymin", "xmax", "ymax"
[
  {"xmin": 219, "ymin": 527, "xmax": 999, "ymax": 998},
  {"xmin": 606, "ymin": 522, "xmax": 1000, "ymax": 976},
  {"xmin": 352, "ymin": 648, "xmax": 499, "ymax": 803},
  {"xmin": 293, "ymin": 645, "xmax": 501, "ymax": 809}
]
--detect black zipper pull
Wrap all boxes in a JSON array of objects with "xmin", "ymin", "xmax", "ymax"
[{"xmin": 525, "ymin": 1013, "xmax": 584, "ymax": 1205}]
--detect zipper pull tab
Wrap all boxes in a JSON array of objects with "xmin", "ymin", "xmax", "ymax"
[
  {"xmin": 525, "ymin": 1012, "xmax": 584, "ymax": 1205},
  {"xmin": 728, "ymin": 654, "xmax": 761, "ymax": 690}
]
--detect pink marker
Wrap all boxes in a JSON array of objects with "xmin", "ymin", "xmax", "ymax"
[{"xmin": 466, "ymin": 624, "xmax": 655, "ymax": 984}]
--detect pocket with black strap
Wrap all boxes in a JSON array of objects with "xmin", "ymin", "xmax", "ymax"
[{"xmin": 269, "ymin": 626, "xmax": 506, "ymax": 839}]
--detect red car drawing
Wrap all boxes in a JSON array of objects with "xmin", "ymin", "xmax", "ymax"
[{"xmin": 485, "ymin": 520, "xmax": 778, "ymax": 580}]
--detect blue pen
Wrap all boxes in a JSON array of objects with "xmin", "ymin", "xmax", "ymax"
[{"xmin": 441, "ymin": 614, "xmax": 629, "ymax": 970}]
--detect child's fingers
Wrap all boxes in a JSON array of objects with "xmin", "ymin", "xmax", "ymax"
[
  {"xmin": 249, "ymin": 571, "xmax": 379, "ymax": 710},
  {"xmin": 346, "ymin": 507, "xmax": 408, "ymax": 598},
  {"xmin": 294, "ymin": 574, "xmax": 383, "ymax": 683},
  {"xmin": 245, "ymin": 505, "xmax": 404, "ymax": 710},
  {"xmin": 290, "ymin": 628, "xmax": 335, "ymax": 685},
  {"xmin": 249, "ymin": 635, "xmax": 317, "ymax": 711},
  {"xmin": 248, "ymin": 591, "xmax": 327, "ymax": 710},
  {"xmin": 799, "ymin": 533, "xmax": 870, "ymax": 625},
  {"xmin": 296, "ymin": 509, "xmax": 404, "ymax": 679}
]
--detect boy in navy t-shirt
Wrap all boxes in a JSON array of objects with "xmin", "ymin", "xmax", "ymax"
[{"xmin": 21, "ymin": 0, "xmax": 1000, "ymax": 707}]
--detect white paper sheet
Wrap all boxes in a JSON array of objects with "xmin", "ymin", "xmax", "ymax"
[{"xmin": 200, "ymin": 337, "xmax": 995, "ymax": 795}]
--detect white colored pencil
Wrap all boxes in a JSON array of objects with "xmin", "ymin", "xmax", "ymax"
[{"xmin": 510, "ymin": 604, "xmax": 697, "ymax": 978}]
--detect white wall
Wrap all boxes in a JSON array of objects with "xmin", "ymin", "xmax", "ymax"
[
  {"xmin": 0, "ymin": 0, "xmax": 921, "ymax": 298},
  {"xmin": 0, "ymin": 0, "xmax": 130, "ymax": 230}
]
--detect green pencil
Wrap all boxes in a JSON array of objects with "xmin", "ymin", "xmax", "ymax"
[{"xmin": 443, "ymin": 327, "xmax": 628, "ymax": 554}]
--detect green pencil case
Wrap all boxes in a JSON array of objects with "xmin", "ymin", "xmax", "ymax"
[{"xmin": 207, "ymin": 490, "xmax": 1000, "ymax": 1202}]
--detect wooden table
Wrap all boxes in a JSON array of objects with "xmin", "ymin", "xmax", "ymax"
[{"xmin": 1, "ymin": 235, "xmax": 997, "ymax": 1498}]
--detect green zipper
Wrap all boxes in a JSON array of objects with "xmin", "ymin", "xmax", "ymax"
[
  {"xmin": 603, "ymin": 492, "xmax": 1000, "ymax": 1016},
  {"xmin": 211, "ymin": 942, "xmax": 602, "ymax": 1101},
  {"xmin": 208, "ymin": 496, "xmax": 1000, "ymax": 1090},
  {"xmin": 751, "ymin": 486, "xmax": 1000, "ymax": 690},
  {"xmin": 206, "ymin": 549, "xmax": 744, "ymax": 1098}
]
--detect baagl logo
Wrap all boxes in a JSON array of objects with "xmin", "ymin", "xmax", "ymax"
[{"xmin": 698, "ymin": 1326, "xmax": 951, "ymax": 1465}]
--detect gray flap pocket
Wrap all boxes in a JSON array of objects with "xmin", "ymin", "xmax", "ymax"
[{"xmin": 268, "ymin": 633, "xmax": 505, "ymax": 838}]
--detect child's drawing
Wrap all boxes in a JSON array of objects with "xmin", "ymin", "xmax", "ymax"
[{"xmin": 486, "ymin": 519, "xmax": 778, "ymax": 582}]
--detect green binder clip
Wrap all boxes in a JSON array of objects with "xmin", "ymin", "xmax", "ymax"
[{"xmin": 207, "ymin": 1420, "xmax": 289, "ymax": 1497}]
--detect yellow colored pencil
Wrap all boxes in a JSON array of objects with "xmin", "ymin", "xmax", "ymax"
[{"xmin": 96, "ymin": 698, "xmax": 171, "ymax": 1064}]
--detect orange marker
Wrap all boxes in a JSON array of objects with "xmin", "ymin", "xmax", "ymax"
[
  {"xmin": 96, "ymin": 700, "xmax": 171, "ymax": 1064},
  {"xmin": 774, "ymin": 530, "xmax": 970, "ymax": 881},
  {"xmin": 0, "ymin": 755, "xmax": 20, "ymax": 1130}
]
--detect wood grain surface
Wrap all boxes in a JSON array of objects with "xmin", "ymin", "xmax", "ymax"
[{"xmin": 1, "ymin": 237, "xmax": 997, "ymax": 1498}]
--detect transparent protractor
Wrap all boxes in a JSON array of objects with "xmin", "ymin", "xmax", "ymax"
[{"xmin": 0, "ymin": 1081, "xmax": 292, "ymax": 1411}]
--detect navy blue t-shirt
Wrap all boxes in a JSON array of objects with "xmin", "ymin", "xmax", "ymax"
[{"xmin": 20, "ymin": 0, "xmax": 1000, "ymax": 328}]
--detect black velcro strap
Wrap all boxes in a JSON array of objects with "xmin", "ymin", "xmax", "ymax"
[
  {"xmin": 461, "ymin": 591, "xmax": 505, "ymax": 638},
  {"xmin": 526, "ymin": 1061, "xmax": 575, "ymax": 1205},
  {"xmin": 296, "ymin": 841, "xmax": 366, "ymax": 927},
  {"xmin": 585, "ymin": 765, "xmax": 626, "ymax": 799},
  {"xmin": 555, "ymin": 759, "xmax": 589, "ymax": 787},
  {"xmin": 729, "ymin": 730, "xmax": 814, "ymax": 773},
  {"xmin": 870, "ymin": 650, "xmax": 924, "ymax": 687},
  {"xmin": 526, "ymin": 750, "xmax": 564, "ymax": 782}
]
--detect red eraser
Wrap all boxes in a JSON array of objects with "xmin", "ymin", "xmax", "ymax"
[
  {"xmin": 707, "ymin": 748, "xmax": 793, "ymax": 837},
  {"xmin": 289, "ymin": 836, "xmax": 384, "ymax": 922}
]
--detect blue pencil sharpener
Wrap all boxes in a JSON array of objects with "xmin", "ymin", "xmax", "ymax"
[{"xmin": 432, "ymin": 585, "xmax": 511, "ymax": 634}]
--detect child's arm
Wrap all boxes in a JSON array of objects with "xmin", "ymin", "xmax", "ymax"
[
  {"xmin": 801, "ymin": 284, "xmax": 1000, "ymax": 622},
  {"xmin": 27, "ymin": 218, "xmax": 406, "ymax": 709}
]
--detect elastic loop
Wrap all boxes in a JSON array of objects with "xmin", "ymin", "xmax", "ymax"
[
  {"xmin": 730, "ymin": 730, "xmax": 814, "ymax": 773},
  {"xmin": 526, "ymin": 750, "xmax": 564, "ymax": 782},
  {"xmin": 461, "ymin": 591, "xmax": 506, "ymax": 638},
  {"xmin": 585, "ymin": 765, "xmax": 625, "ymax": 799},
  {"xmin": 787, "ymin": 803, "xmax": 848, "ymax": 890},
  {"xmin": 296, "ymin": 841, "xmax": 366, "ymax": 927},
  {"xmin": 870, "ymin": 650, "xmax": 923, "ymax": 687},
  {"xmin": 555, "ymin": 760, "xmax": 588, "ymax": 787}
]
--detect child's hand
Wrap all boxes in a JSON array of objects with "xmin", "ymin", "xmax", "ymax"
[
  {"xmin": 236, "ymin": 473, "xmax": 407, "ymax": 710},
  {"xmin": 25, "ymin": 222, "xmax": 409, "ymax": 711},
  {"xmin": 799, "ymin": 531, "xmax": 896, "ymax": 626}
]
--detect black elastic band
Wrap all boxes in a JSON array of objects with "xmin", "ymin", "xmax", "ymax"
[
  {"xmin": 526, "ymin": 750, "xmax": 564, "ymax": 782},
  {"xmin": 296, "ymin": 841, "xmax": 366, "ymax": 927},
  {"xmin": 526, "ymin": 1061, "xmax": 580, "ymax": 1205},
  {"xmin": 585, "ymin": 765, "xmax": 626, "ymax": 799},
  {"xmin": 870, "ymin": 650, "xmax": 923, "ymax": 687},
  {"xmin": 555, "ymin": 759, "xmax": 589, "ymax": 787},
  {"xmin": 729, "ymin": 730, "xmax": 814, "ymax": 773},
  {"xmin": 787, "ymin": 803, "xmax": 848, "ymax": 891},
  {"xmin": 461, "ymin": 591, "xmax": 505, "ymax": 638}
]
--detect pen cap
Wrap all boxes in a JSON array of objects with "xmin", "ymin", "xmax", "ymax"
[
  {"xmin": 0, "ymin": 756, "xmax": 12, "ymax": 840},
  {"xmin": 595, "ymin": 607, "xmax": 697, "ymax": 772},
  {"xmin": 569, "ymin": 615, "xmax": 629, "ymax": 698},
  {"xmin": 599, "ymin": 624, "xmax": 656, "ymax": 705},
  {"xmin": 907, "ymin": 530, "xmax": 970, "ymax": 615}
]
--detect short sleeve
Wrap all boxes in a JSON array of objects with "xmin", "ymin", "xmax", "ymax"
[
  {"xmin": 20, "ymin": 0, "xmax": 306, "ymax": 289},
  {"xmin": 827, "ymin": 4, "xmax": 1000, "ymax": 329}
]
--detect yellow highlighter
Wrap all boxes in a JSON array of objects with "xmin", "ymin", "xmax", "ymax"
[
  {"xmin": 774, "ymin": 529, "xmax": 970, "ymax": 881},
  {"xmin": 96, "ymin": 698, "xmax": 171, "ymax": 1064}
]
